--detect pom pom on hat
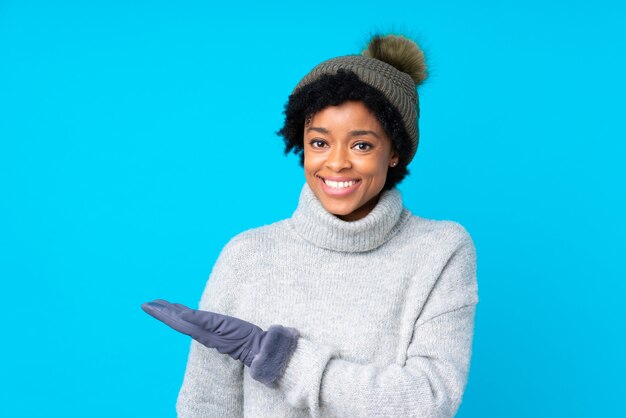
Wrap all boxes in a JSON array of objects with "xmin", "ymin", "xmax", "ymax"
[{"xmin": 362, "ymin": 34, "xmax": 428, "ymax": 86}]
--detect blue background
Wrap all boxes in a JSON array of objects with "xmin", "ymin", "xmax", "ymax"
[{"xmin": 1, "ymin": 1, "xmax": 624, "ymax": 416}]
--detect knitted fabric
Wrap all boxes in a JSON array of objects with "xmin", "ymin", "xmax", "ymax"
[{"xmin": 176, "ymin": 182, "xmax": 479, "ymax": 417}]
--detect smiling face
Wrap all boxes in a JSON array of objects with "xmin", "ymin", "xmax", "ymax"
[{"xmin": 303, "ymin": 100, "xmax": 399, "ymax": 222}]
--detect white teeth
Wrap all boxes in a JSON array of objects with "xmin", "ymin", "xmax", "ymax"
[{"xmin": 323, "ymin": 178, "xmax": 358, "ymax": 189}]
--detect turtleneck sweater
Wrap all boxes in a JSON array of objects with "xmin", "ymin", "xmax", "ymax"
[{"xmin": 176, "ymin": 182, "xmax": 479, "ymax": 418}]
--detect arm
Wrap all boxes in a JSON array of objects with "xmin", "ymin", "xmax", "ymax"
[
  {"xmin": 176, "ymin": 240, "xmax": 245, "ymax": 417},
  {"xmin": 274, "ymin": 236, "xmax": 479, "ymax": 418}
]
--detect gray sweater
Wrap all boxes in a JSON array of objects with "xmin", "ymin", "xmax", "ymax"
[{"xmin": 176, "ymin": 182, "xmax": 479, "ymax": 417}]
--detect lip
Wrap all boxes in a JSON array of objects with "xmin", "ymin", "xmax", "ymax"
[
  {"xmin": 317, "ymin": 175, "xmax": 361, "ymax": 197},
  {"xmin": 319, "ymin": 176, "xmax": 360, "ymax": 182}
]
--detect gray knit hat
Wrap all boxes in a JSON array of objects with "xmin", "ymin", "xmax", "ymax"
[{"xmin": 292, "ymin": 34, "xmax": 428, "ymax": 164}]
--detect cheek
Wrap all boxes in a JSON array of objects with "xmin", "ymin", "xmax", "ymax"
[
  {"xmin": 356, "ymin": 156, "xmax": 388, "ymax": 178},
  {"xmin": 303, "ymin": 151, "xmax": 322, "ymax": 171}
]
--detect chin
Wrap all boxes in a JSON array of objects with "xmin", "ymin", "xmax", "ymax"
[{"xmin": 321, "ymin": 202, "xmax": 356, "ymax": 217}]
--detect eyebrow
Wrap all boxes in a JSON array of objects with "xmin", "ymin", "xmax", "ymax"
[
  {"xmin": 306, "ymin": 127, "xmax": 330, "ymax": 134},
  {"xmin": 350, "ymin": 130, "xmax": 380, "ymax": 139},
  {"xmin": 306, "ymin": 127, "xmax": 381, "ymax": 139}
]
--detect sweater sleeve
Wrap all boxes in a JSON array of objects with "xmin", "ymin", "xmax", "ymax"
[
  {"xmin": 274, "ymin": 235, "xmax": 479, "ymax": 418},
  {"xmin": 176, "ymin": 239, "xmax": 245, "ymax": 417}
]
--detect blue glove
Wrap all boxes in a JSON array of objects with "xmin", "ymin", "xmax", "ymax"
[{"xmin": 141, "ymin": 299, "xmax": 300, "ymax": 386}]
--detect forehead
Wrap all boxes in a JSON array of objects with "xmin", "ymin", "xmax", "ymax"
[{"xmin": 306, "ymin": 101, "xmax": 382, "ymax": 128}]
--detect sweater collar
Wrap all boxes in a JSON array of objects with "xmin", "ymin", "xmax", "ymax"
[{"xmin": 288, "ymin": 182, "xmax": 409, "ymax": 252}]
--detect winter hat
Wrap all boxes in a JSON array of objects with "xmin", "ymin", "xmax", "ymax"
[{"xmin": 293, "ymin": 34, "xmax": 428, "ymax": 164}]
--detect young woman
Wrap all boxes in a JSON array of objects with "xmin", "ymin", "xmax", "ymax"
[{"xmin": 143, "ymin": 33, "xmax": 479, "ymax": 417}]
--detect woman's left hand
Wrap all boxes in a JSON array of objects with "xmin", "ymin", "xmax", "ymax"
[{"xmin": 141, "ymin": 299, "xmax": 300, "ymax": 386}]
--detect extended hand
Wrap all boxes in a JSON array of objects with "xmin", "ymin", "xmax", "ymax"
[{"xmin": 141, "ymin": 299, "xmax": 300, "ymax": 386}]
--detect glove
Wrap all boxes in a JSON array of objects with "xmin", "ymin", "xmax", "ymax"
[{"xmin": 141, "ymin": 299, "xmax": 300, "ymax": 386}]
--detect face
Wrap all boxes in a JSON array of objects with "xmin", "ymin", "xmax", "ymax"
[{"xmin": 303, "ymin": 100, "xmax": 399, "ymax": 222}]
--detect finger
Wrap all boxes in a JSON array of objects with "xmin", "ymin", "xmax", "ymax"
[
  {"xmin": 180, "ymin": 309, "xmax": 256, "ymax": 339},
  {"xmin": 141, "ymin": 300, "xmax": 202, "ymax": 337},
  {"xmin": 170, "ymin": 302, "xmax": 192, "ymax": 312},
  {"xmin": 180, "ymin": 308, "xmax": 227, "ymax": 332},
  {"xmin": 152, "ymin": 299, "xmax": 189, "ymax": 314},
  {"xmin": 141, "ymin": 300, "xmax": 176, "ymax": 322}
]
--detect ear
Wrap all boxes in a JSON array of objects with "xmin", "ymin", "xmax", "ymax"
[{"xmin": 389, "ymin": 148, "xmax": 400, "ymax": 167}]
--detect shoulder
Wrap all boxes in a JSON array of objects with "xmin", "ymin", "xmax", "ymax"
[
  {"xmin": 403, "ymin": 214, "xmax": 480, "ymax": 320},
  {"xmin": 217, "ymin": 219, "xmax": 292, "ymax": 260},
  {"xmin": 401, "ymin": 211, "xmax": 475, "ymax": 252},
  {"xmin": 200, "ymin": 219, "xmax": 291, "ymax": 311}
]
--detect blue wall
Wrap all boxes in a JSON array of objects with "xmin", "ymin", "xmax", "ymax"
[{"xmin": 1, "ymin": 1, "xmax": 624, "ymax": 416}]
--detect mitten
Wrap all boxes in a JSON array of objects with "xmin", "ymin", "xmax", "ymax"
[{"xmin": 142, "ymin": 299, "xmax": 299, "ymax": 386}]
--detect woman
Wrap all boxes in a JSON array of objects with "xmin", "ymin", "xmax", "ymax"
[{"xmin": 143, "ymin": 33, "xmax": 479, "ymax": 417}]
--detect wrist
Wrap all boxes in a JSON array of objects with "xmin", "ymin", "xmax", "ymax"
[{"xmin": 249, "ymin": 325, "xmax": 300, "ymax": 387}]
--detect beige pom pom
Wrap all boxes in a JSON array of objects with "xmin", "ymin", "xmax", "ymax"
[{"xmin": 362, "ymin": 34, "xmax": 428, "ymax": 86}]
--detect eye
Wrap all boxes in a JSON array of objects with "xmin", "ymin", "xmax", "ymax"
[
  {"xmin": 309, "ymin": 139, "xmax": 327, "ymax": 149},
  {"xmin": 353, "ymin": 142, "xmax": 373, "ymax": 151}
]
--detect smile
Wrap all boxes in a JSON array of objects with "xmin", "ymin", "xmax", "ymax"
[
  {"xmin": 323, "ymin": 179, "xmax": 359, "ymax": 189},
  {"xmin": 317, "ymin": 176, "xmax": 361, "ymax": 196}
]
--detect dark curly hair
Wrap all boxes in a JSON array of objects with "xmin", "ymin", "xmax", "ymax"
[{"xmin": 276, "ymin": 69, "xmax": 413, "ymax": 191}]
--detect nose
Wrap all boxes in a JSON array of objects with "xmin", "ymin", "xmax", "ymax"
[{"xmin": 325, "ymin": 145, "xmax": 351, "ymax": 172}]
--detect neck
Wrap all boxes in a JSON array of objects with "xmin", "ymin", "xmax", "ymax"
[
  {"xmin": 336, "ymin": 193, "xmax": 381, "ymax": 222},
  {"xmin": 288, "ymin": 182, "xmax": 411, "ymax": 252}
]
